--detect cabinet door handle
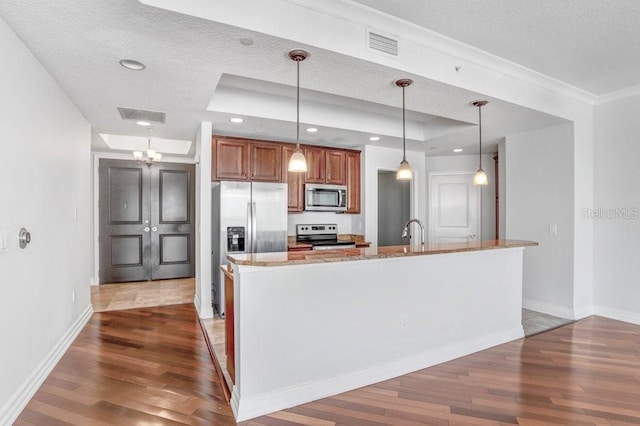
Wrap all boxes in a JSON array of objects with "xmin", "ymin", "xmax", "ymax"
[
  {"xmin": 468, "ymin": 233, "xmax": 476, "ymax": 239},
  {"xmin": 144, "ymin": 227, "xmax": 150, "ymax": 233},
  {"xmin": 152, "ymin": 226, "xmax": 158, "ymax": 232}
]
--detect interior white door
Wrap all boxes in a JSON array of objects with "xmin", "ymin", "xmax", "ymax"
[{"xmin": 429, "ymin": 173, "xmax": 480, "ymax": 244}]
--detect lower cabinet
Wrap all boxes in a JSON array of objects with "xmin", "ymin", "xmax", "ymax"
[{"xmin": 223, "ymin": 266, "xmax": 235, "ymax": 384}]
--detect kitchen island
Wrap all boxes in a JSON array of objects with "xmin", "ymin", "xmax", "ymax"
[{"xmin": 225, "ymin": 240, "xmax": 537, "ymax": 421}]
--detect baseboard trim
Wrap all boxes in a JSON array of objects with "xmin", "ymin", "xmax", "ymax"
[
  {"xmin": 194, "ymin": 294, "xmax": 214, "ymax": 319},
  {"xmin": 233, "ymin": 325, "xmax": 523, "ymax": 422},
  {"xmin": 594, "ymin": 306, "xmax": 640, "ymax": 325},
  {"xmin": 0, "ymin": 304, "xmax": 93, "ymax": 425},
  {"xmin": 523, "ymin": 298, "xmax": 575, "ymax": 319}
]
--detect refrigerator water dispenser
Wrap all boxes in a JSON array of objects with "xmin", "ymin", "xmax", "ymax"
[{"xmin": 227, "ymin": 226, "xmax": 245, "ymax": 252}]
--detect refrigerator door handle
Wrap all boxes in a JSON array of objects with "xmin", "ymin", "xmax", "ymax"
[
  {"xmin": 251, "ymin": 201, "xmax": 257, "ymax": 253},
  {"xmin": 246, "ymin": 202, "xmax": 253, "ymax": 253}
]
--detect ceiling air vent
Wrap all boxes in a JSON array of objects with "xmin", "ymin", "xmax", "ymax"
[
  {"xmin": 368, "ymin": 30, "xmax": 399, "ymax": 56},
  {"xmin": 117, "ymin": 107, "xmax": 166, "ymax": 124}
]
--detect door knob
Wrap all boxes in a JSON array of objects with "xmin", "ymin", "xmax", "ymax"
[
  {"xmin": 18, "ymin": 228, "xmax": 31, "ymax": 249},
  {"xmin": 144, "ymin": 227, "xmax": 150, "ymax": 232},
  {"xmin": 152, "ymin": 226, "xmax": 158, "ymax": 232}
]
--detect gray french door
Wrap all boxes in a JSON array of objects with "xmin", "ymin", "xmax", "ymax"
[{"xmin": 99, "ymin": 159, "xmax": 195, "ymax": 283}]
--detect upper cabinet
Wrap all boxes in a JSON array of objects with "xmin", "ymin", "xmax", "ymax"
[
  {"xmin": 346, "ymin": 151, "xmax": 361, "ymax": 213},
  {"xmin": 212, "ymin": 136, "xmax": 361, "ymax": 214},
  {"xmin": 212, "ymin": 137, "xmax": 281, "ymax": 182},
  {"xmin": 282, "ymin": 145, "xmax": 304, "ymax": 212},
  {"xmin": 303, "ymin": 146, "xmax": 326, "ymax": 183},
  {"xmin": 250, "ymin": 142, "xmax": 281, "ymax": 182},
  {"xmin": 305, "ymin": 147, "xmax": 347, "ymax": 185},
  {"xmin": 212, "ymin": 137, "xmax": 250, "ymax": 181},
  {"xmin": 326, "ymin": 150, "xmax": 346, "ymax": 185}
]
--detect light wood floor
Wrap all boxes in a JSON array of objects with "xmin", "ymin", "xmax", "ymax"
[
  {"xmin": 18, "ymin": 302, "xmax": 640, "ymax": 424},
  {"xmin": 522, "ymin": 308, "xmax": 574, "ymax": 336},
  {"xmin": 91, "ymin": 277, "xmax": 195, "ymax": 312}
]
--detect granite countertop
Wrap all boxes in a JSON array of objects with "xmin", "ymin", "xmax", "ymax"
[{"xmin": 229, "ymin": 239, "xmax": 538, "ymax": 267}]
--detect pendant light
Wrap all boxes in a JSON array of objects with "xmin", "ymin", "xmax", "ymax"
[
  {"xmin": 133, "ymin": 137, "xmax": 162, "ymax": 167},
  {"xmin": 395, "ymin": 79, "xmax": 413, "ymax": 180},
  {"xmin": 472, "ymin": 100, "xmax": 489, "ymax": 186},
  {"xmin": 287, "ymin": 50, "xmax": 308, "ymax": 172}
]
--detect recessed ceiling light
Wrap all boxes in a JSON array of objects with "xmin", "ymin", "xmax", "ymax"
[
  {"xmin": 136, "ymin": 120, "xmax": 151, "ymax": 126},
  {"xmin": 239, "ymin": 38, "xmax": 254, "ymax": 46},
  {"xmin": 306, "ymin": 127, "xmax": 318, "ymax": 133},
  {"xmin": 229, "ymin": 117, "xmax": 244, "ymax": 123},
  {"xmin": 119, "ymin": 59, "xmax": 145, "ymax": 71},
  {"xmin": 453, "ymin": 148, "xmax": 463, "ymax": 152},
  {"xmin": 369, "ymin": 136, "xmax": 380, "ymax": 141}
]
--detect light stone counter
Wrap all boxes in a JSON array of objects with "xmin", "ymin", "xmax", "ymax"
[{"xmin": 228, "ymin": 239, "xmax": 537, "ymax": 266}]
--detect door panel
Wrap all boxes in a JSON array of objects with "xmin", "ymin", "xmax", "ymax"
[
  {"xmin": 151, "ymin": 164, "xmax": 195, "ymax": 280},
  {"xmin": 159, "ymin": 234, "xmax": 190, "ymax": 263},
  {"xmin": 99, "ymin": 160, "xmax": 150, "ymax": 283},
  {"xmin": 110, "ymin": 235, "xmax": 143, "ymax": 266},
  {"xmin": 429, "ymin": 173, "xmax": 479, "ymax": 244},
  {"xmin": 99, "ymin": 159, "xmax": 195, "ymax": 283}
]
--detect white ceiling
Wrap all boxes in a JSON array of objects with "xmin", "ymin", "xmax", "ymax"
[{"xmin": 1, "ymin": 0, "xmax": 631, "ymax": 158}]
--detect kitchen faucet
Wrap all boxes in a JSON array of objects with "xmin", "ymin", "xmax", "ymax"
[{"xmin": 401, "ymin": 218, "xmax": 425, "ymax": 245}]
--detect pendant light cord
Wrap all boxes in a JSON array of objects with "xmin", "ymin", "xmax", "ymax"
[
  {"xmin": 402, "ymin": 86, "xmax": 406, "ymax": 161},
  {"xmin": 296, "ymin": 59, "xmax": 300, "ymax": 148},
  {"xmin": 478, "ymin": 105, "xmax": 482, "ymax": 168}
]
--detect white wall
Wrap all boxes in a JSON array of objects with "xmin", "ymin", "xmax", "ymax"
[
  {"xmin": 195, "ymin": 122, "xmax": 214, "ymax": 319},
  {"xmin": 504, "ymin": 123, "xmax": 575, "ymax": 318},
  {"xmin": 425, "ymin": 154, "xmax": 496, "ymax": 241},
  {"xmin": 363, "ymin": 145, "xmax": 426, "ymax": 247},
  {"xmin": 593, "ymin": 95, "xmax": 640, "ymax": 324},
  {"xmin": 0, "ymin": 17, "xmax": 92, "ymax": 423}
]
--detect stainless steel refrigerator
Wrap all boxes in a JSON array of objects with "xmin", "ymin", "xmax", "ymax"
[{"xmin": 211, "ymin": 181, "xmax": 287, "ymax": 316}]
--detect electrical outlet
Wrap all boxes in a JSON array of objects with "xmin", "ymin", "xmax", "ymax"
[{"xmin": 401, "ymin": 315, "xmax": 409, "ymax": 329}]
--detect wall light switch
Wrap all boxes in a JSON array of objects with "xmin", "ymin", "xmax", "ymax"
[
  {"xmin": 549, "ymin": 224, "xmax": 558, "ymax": 236},
  {"xmin": 0, "ymin": 234, "xmax": 8, "ymax": 253}
]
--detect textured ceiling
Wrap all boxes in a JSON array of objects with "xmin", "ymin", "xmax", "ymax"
[
  {"xmin": 351, "ymin": 0, "xmax": 640, "ymax": 96},
  {"xmin": 0, "ymin": 0, "xmax": 582, "ymax": 158}
]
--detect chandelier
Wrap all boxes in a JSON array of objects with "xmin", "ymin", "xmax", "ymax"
[{"xmin": 133, "ymin": 138, "xmax": 162, "ymax": 167}]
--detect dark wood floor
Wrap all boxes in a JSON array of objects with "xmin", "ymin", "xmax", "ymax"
[
  {"xmin": 16, "ymin": 304, "xmax": 640, "ymax": 425},
  {"xmin": 15, "ymin": 304, "xmax": 235, "ymax": 425},
  {"xmin": 243, "ymin": 316, "xmax": 640, "ymax": 425}
]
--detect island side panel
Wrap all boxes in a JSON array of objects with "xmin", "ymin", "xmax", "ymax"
[{"xmin": 231, "ymin": 247, "xmax": 525, "ymax": 421}]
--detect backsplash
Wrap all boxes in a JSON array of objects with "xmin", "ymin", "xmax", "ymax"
[{"xmin": 287, "ymin": 211, "xmax": 352, "ymax": 235}]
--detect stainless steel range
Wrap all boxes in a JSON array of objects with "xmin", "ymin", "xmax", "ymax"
[{"xmin": 296, "ymin": 224, "xmax": 356, "ymax": 250}]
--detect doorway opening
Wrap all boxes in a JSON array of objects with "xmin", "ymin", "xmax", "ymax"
[{"xmin": 377, "ymin": 170, "xmax": 410, "ymax": 246}]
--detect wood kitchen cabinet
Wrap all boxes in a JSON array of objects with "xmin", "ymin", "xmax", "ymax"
[
  {"xmin": 303, "ymin": 146, "xmax": 326, "ymax": 183},
  {"xmin": 212, "ymin": 137, "xmax": 249, "ymax": 181},
  {"xmin": 282, "ymin": 145, "xmax": 304, "ymax": 212},
  {"xmin": 223, "ymin": 266, "xmax": 235, "ymax": 384},
  {"xmin": 250, "ymin": 142, "xmax": 281, "ymax": 182},
  {"xmin": 346, "ymin": 151, "xmax": 361, "ymax": 213},
  {"xmin": 212, "ymin": 137, "xmax": 281, "ymax": 182},
  {"xmin": 325, "ymin": 149, "xmax": 346, "ymax": 185},
  {"xmin": 212, "ymin": 136, "xmax": 361, "ymax": 214}
]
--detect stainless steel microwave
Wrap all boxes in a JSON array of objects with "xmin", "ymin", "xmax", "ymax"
[{"xmin": 304, "ymin": 184, "xmax": 347, "ymax": 212}]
